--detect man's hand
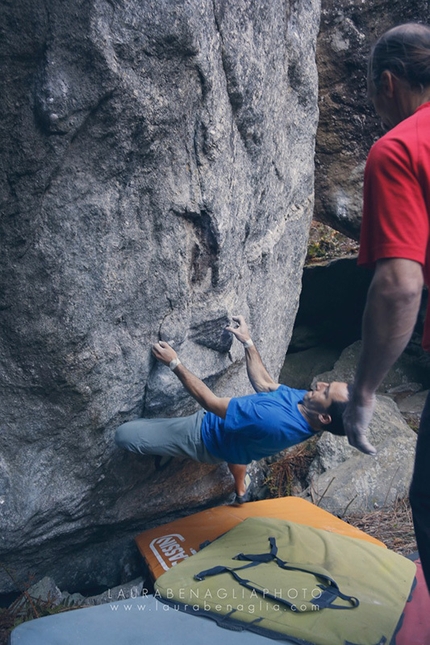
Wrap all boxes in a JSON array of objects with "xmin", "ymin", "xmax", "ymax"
[
  {"xmin": 342, "ymin": 396, "xmax": 377, "ymax": 455},
  {"xmin": 152, "ymin": 341, "xmax": 177, "ymax": 366},
  {"xmin": 226, "ymin": 315, "xmax": 278, "ymax": 392},
  {"xmin": 225, "ymin": 315, "xmax": 251, "ymax": 344}
]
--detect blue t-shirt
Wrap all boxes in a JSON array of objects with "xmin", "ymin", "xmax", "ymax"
[{"xmin": 201, "ymin": 385, "xmax": 314, "ymax": 464}]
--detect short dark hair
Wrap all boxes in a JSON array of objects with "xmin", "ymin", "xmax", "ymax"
[
  {"xmin": 369, "ymin": 23, "xmax": 430, "ymax": 93},
  {"xmin": 324, "ymin": 383, "xmax": 353, "ymax": 436}
]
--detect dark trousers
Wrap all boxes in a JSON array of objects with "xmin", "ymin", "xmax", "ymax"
[{"xmin": 410, "ymin": 390, "xmax": 430, "ymax": 591}]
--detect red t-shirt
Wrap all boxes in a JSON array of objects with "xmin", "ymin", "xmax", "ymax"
[{"xmin": 358, "ymin": 102, "xmax": 430, "ymax": 349}]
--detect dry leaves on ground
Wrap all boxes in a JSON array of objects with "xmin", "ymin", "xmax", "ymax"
[{"xmin": 346, "ymin": 496, "xmax": 417, "ymax": 556}]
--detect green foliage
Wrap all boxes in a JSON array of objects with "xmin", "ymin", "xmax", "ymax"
[{"xmin": 306, "ymin": 221, "xmax": 359, "ymax": 264}]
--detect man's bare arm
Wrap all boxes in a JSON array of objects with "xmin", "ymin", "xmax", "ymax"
[
  {"xmin": 225, "ymin": 315, "xmax": 279, "ymax": 393},
  {"xmin": 152, "ymin": 341, "xmax": 231, "ymax": 418},
  {"xmin": 343, "ymin": 258, "xmax": 424, "ymax": 454}
]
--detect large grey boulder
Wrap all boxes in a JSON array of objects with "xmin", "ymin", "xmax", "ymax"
[
  {"xmin": 0, "ymin": 0, "xmax": 320, "ymax": 592},
  {"xmin": 315, "ymin": 0, "xmax": 430, "ymax": 238}
]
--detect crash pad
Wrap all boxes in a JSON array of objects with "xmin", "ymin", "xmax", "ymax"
[
  {"xmin": 9, "ymin": 561, "xmax": 430, "ymax": 645},
  {"xmin": 135, "ymin": 496, "xmax": 385, "ymax": 580},
  {"xmin": 9, "ymin": 593, "xmax": 284, "ymax": 645},
  {"xmin": 154, "ymin": 516, "xmax": 415, "ymax": 645},
  {"xmin": 395, "ymin": 556, "xmax": 430, "ymax": 645}
]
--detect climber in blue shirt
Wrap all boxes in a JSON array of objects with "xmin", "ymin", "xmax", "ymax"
[{"xmin": 115, "ymin": 316, "xmax": 350, "ymax": 503}]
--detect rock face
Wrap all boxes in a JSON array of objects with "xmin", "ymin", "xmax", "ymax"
[
  {"xmin": 315, "ymin": 0, "xmax": 430, "ymax": 238},
  {"xmin": 0, "ymin": 0, "xmax": 319, "ymax": 592}
]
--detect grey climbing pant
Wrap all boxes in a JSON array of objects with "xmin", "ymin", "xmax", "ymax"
[{"xmin": 115, "ymin": 410, "xmax": 224, "ymax": 464}]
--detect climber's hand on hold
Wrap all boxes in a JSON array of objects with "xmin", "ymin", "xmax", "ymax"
[{"xmin": 152, "ymin": 341, "xmax": 177, "ymax": 366}]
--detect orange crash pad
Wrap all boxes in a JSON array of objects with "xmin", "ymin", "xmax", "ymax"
[{"xmin": 135, "ymin": 496, "xmax": 385, "ymax": 580}]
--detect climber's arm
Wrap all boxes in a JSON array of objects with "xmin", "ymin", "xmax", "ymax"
[{"xmin": 152, "ymin": 341, "xmax": 231, "ymax": 418}]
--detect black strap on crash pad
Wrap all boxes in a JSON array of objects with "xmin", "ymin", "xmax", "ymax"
[{"xmin": 194, "ymin": 536, "xmax": 359, "ymax": 611}]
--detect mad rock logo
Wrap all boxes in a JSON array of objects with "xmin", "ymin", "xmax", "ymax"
[{"xmin": 149, "ymin": 534, "xmax": 197, "ymax": 571}]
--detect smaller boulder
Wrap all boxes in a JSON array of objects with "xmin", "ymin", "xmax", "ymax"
[
  {"xmin": 13, "ymin": 576, "xmax": 63, "ymax": 616},
  {"xmin": 305, "ymin": 396, "xmax": 416, "ymax": 515},
  {"xmin": 303, "ymin": 343, "xmax": 419, "ymax": 516},
  {"xmin": 280, "ymin": 345, "xmax": 341, "ymax": 390}
]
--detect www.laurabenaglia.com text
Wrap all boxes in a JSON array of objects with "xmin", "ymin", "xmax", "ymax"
[{"xmin": 107, "ymin": 587, "xmax": 324, "ymax": 614}]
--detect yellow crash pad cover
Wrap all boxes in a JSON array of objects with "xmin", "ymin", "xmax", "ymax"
[{"xmin": 135, "ymin": 497, "xmax": 385, "ymax": 580}]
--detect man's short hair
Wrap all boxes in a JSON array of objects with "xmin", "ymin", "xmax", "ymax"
[
  {"xmin": 369, "ymin": 23, "xmax": 430, "ymax": 94},
  {"xmin": 324, "ymin": 383, "xmax": 353, "ymax": 436}
]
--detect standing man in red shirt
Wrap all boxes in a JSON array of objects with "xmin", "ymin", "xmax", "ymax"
[{"xmin": 343, "ymin": 23, "xmax": 430, "ymax": 589}]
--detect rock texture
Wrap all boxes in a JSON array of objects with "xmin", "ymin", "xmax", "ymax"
[
  {"xmin": 279, "ymin": 345, "xmax": 341, "ymax": 390},
  {"xmin": 398, "ymin": 389, "xmax": 430, "ymax": 430},
  {"xmin": 315, "ymin": 0, "xmax": 430, "ymax": 238},
  {"xmin": 0, "ymin": 0, "xmax": 319, "ymax": 592}
]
